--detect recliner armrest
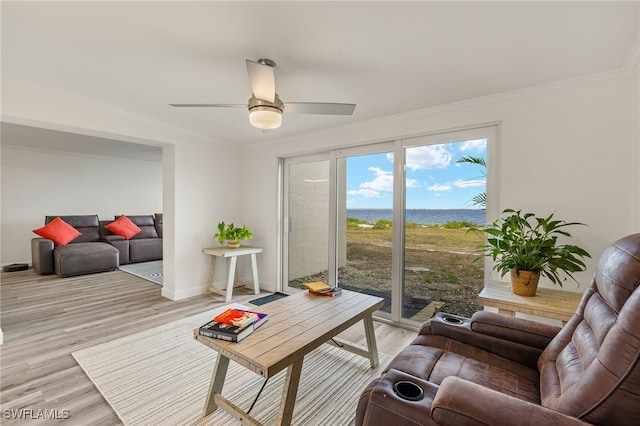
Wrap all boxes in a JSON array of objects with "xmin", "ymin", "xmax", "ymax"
[
  {"xmin": 432, "ymin": 376, "xmax": 592, "ymax": 425},
  {"xmin": 470, "ymin": 311, "xmax": 560, "ymax": 349}
]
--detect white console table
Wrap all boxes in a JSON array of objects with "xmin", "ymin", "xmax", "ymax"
[{"xmin": 202, "ymin": 245, "xmax": 262, "ymax": 302}]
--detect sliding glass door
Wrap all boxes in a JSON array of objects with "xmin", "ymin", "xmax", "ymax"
[
  {"xmin": 281, "ymin": 126, "xmax": 496, "ymax": 325},
  {"xmin": 335, "ymin": 147, "xmax": 395, "ymax": 316},
  {"xmin": 282, "ymin": 155, "xmax": 332, "ymax": 291}
]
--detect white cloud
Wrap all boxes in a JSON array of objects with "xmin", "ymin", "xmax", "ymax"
[
  {"xmin": 427, "ymin": 183, "xmax": 452, "ymax": 191},
  {"xmin": 347, "ymin": 190, "xmax": 358, "ymax": 195},
  {"xmin": 459, "ymin": 139, "xmax": 487, "ymax": 152},
  {"xmin": 406, "ymin": 178, "xmax": 419, "ymax": 188},
  {"xmin": 357, "ymin": 188, "xmax": 381, "ymax": 198},
  {"xmin": 453, "ymin": 178, "xmax": 486, "ymax": 188},
  {"xmin": 405, "ymin": 145, "xmax": 452, "ymax": 170},
  {"xmin": 361, "ymin": 167, "xmax": 393, "ymax": 192}
]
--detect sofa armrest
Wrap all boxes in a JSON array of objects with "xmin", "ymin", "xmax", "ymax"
[
  {"xmin": 470, "ymin": 311, "xmax": 560, "ymax": 349},
  {"xmin": 432, "ymin": 377, "xmax": 591, "ymax": 426},
  {"xmin": 31, "ymin": 238, "xmax": 54, "ymax": 275}
]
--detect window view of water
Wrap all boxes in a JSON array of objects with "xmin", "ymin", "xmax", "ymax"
[{"xmin": 346, "ymin": 209, "xmax": 485, "ymax": 225}]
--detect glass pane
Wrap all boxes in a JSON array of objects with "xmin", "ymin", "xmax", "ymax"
[
  {"xmin": 403, "ymin": 140, "xmax": 486, "ymax": 321},
  {"xmin": 286, "ymin": 159, "xmax": 330, "ymax": 289},
  {"xmin": 337, "ymin": 153, "xmax": 393, "ymax": 314}
]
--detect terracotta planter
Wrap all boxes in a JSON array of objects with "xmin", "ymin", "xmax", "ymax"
[
  {"xmin": 510, "ymin": 270, "xmax": 540, "ymax": 297},
  {"xmin": 226, "ymin": 240, "xmax": 240, "ymax": 249}
]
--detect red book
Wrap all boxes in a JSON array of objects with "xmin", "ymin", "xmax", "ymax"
[{"xmin": 213, "ymin": 308, "xmax": 266, "ymax": 328}]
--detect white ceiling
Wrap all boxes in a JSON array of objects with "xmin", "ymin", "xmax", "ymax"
[{"xmin": 2, "ymin": 1, "xmax": 639, "ymax": 148}]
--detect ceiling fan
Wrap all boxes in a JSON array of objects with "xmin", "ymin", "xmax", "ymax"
[{"xmin": 170, "ymin": 59, "xmax": 356, "ymax": 130}]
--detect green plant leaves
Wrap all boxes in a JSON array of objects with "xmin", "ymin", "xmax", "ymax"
[
  {"xmin": 214, "ymin": 222, "xmax": 253, "ymax": 244},
  {"xmin": 475, "ymin": 209, "xmax": 591, "ymax": 286}
]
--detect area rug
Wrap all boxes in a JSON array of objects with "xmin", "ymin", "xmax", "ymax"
[
  {"xmin": 248, "ymin": 291, "xmax": 289, "ymax": 306},
  {"xmin": 72, "ymin": 303, "xmax": 390, "ymax": 426},
  {"xmin": 118, "ymin": 260, "xmax": 163, "ymax": 285}
]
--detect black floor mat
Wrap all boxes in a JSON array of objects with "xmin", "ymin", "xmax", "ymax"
[{"xmin": 249, "ymin": 292, "xmax": 289, "ymax": 306}]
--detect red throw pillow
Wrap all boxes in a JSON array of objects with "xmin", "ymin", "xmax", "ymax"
[
  {"xmin": 33, "ymin": 216, "xmax": 82, "ymax": 246},
  {"xmin": 105, "ymin": 215, "xmax": 142, "ymax": 239}
]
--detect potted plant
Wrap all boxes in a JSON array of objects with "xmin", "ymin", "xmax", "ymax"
[
  {"xmin": 214, "ymin": 221, "xmax": 253, "ymax": 249},
  {"xmin": 476, "ymin": 209, "xmax": 591, "ymax": 296}
]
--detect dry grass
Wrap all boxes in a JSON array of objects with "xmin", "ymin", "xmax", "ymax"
[{"xmin": 292, "ymin": 224, "xmax": 486, "ymax": 318}]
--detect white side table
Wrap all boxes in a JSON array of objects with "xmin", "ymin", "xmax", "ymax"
[{"xmin": 202, "ymin": 245, "xmax": 263, "ymax": 302}]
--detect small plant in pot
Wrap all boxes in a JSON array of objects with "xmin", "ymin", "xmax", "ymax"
[
  {"xmin": 214, "ymin": 221, "xmax": 253, "ymax": 249},
  {"xmin": 476, "ymin": 209, "xmax": 591, "ymax": 296}
]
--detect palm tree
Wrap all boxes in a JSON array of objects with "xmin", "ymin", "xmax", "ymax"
[{"xmin": 456, "ymin": 155, "xmax": 486, "ymax": 207}]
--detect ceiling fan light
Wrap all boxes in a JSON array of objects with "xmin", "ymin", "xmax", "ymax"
[{"xmin": 249, "ymin": 106, "xmax": 282, "ymax": 129}]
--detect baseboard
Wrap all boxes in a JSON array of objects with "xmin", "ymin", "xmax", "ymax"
[{"xmin": 161, "ymin": 283, "xmax": 206, "ymax": 301}]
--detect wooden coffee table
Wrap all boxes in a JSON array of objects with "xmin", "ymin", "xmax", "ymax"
[{"xmin": 193, "ymin": 289, "xmax": 384, "ymax": 426}]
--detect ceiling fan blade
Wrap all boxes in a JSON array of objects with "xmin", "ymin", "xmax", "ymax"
[
  {"xmin": 169, "ymin": 103, "xmax": 246, "ymax": 108},
  {"xmin": 246, "ymin": 59, "xmax": 276, "ymax": 103},
  {"xmin": 283, "ymin": 102, "xmax": 356, "ymax": 115}
]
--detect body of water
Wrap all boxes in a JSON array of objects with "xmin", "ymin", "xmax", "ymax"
[{"xmin": 347, "ymin": 208, "xmax": 486, "ymax": 225}]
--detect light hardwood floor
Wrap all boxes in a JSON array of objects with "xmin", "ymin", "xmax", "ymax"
[{"xmin": 0, "ymin": 268, "xmax": 416, "ymax": 425}]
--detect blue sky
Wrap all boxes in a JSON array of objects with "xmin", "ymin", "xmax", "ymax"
[{"xmin": 346, "ymin": 139, "xmax": 487, "ymax": 209}]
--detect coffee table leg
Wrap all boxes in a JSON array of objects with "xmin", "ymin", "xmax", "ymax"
[
  {"xmin": 276, "ymin": 359, "xmax": 304, "ymax": 426},
  {"xmin": 203, "ymin": 354, "xmax": 230, "ymax": 416},
  {"xmin": 363, "ymin": 314, "xmax": 379, "ymax": 368}
]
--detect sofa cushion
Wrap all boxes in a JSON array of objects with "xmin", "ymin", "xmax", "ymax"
[
  {"xmin": 106, "ymin": 215, "xmax": 142, "ymax": 239},
  {"xmin": 129, "ymin": 238, "xmax": 163, "ymax": 263},
  {"xmin": 33, "ymin": 216, "xmax": 82, "ymax": 245},
  {"xmin": 54, "ymin": 242, "xmax": 119, "ymax": 277},
  {"xmin": 46, "ymin": 215, "xmax": 101, "ymax": 242},
  {"xmin": 125, "ymin": 215, "xmax": 159, "ymax": 239}
]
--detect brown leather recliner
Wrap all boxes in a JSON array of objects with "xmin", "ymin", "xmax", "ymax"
[{"xmin": 356, "ymin": 233, "xmax": 640, "ymax": 425}]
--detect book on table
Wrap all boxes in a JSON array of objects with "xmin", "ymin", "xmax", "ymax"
[
  {"xmin": 213, "ymin": 308, "xmax": 267, "ymax": 328},
  {"xmin": 199, "ymin": 309, "xmax": 268, "ymax": 342},
  {"xmin": 304, "ymin": 281, "xmax": 332, "ymax": 293},
  {"xmin": 304, "ymin": 281, "xmax": 342, "ymax": 297}
]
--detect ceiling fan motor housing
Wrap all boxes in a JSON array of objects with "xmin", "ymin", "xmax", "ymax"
[
  {"xmin": 248, "ymin": 94, "xmax": 284, "ymax": 113},
  {"xmin": 248, "ymin": 94, "xmax": 284, "ymax": 129}
]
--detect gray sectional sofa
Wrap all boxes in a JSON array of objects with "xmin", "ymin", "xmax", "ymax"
[{"xmin": 31, "ymin": 214, "xmax": 162, "ymax": 278}]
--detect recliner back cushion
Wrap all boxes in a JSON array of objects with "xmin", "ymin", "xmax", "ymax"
[
  {"xmin": 538, "ymin": 233, "xmax": 640, "ymax": 425},
  {"xmin": 45, "ymin": 215, "xmax": 100, "ymax": 243}
]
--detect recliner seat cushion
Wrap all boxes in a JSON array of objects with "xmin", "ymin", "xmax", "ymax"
[{"xmin": 387, "ymin": 335, "xmax": 540, "ymax": 404}]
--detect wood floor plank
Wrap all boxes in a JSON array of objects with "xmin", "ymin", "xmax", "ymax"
[{"xmin": 1, "ymin": 268, "xmax": 416, "ymax": 425}]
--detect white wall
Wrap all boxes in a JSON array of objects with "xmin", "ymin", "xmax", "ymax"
[
  {"xmin": 243, "ymin": 72, "xmax": 638, "ymax": 294},
  {"xmin": 1, "ymin": 76, "xmax": 244, "ymax": 300},
  {"xmin": 1, "ymin": 144, "xmax": 162, "ymax": 264}
]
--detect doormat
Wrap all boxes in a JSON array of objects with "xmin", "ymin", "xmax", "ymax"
[{"xmin": 249, "ymin": 292, "xmax": 289, "ymax": 306}]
